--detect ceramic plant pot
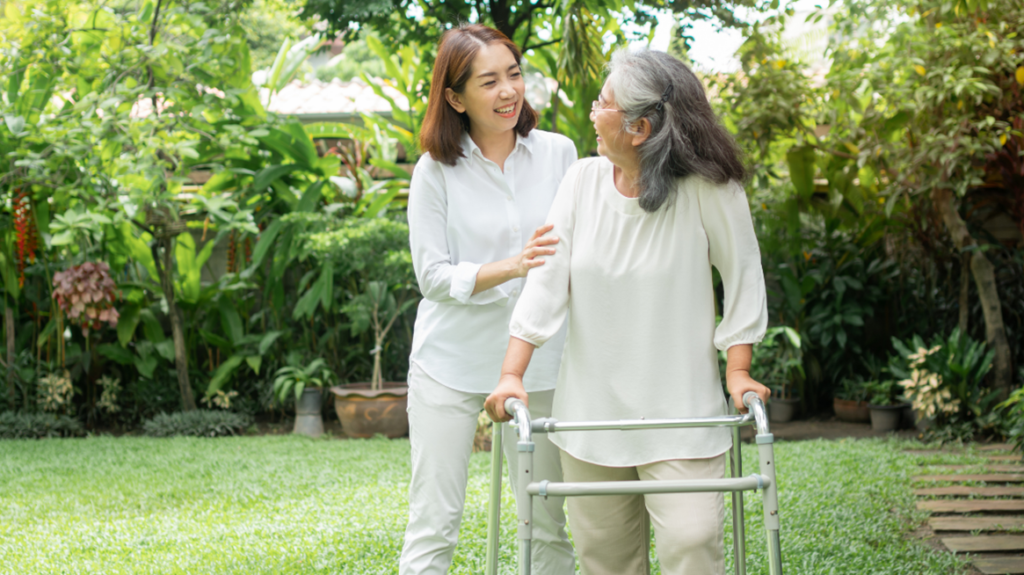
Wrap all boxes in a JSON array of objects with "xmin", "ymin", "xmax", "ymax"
[
  {"xmin": 769, "ymin": 397, "xmax": 801, "ymax": 423},
  {"xmin": 331, "ymin": 382, "xmax": 409, "ymax": 439},
  {"xmin": 294, "ymin": 387, "xmax": 324, "ymax": 438},
  {"xmin": 868, "ymin": 403, "xmax": 906, "ymax": 432},
  {"xmin": 833, "ymin": 398, "xmax": 871, "ymax": 423}
]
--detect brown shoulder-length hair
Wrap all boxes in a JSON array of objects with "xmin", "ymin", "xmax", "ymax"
[{"xmin": 420, "ymin": 24, "xmax": 538, "ymax": 166}]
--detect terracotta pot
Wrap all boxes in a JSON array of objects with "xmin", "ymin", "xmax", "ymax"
[
  {"xmin": 293, "ymin": 387, "xmax": 324, "ymax": 438},
  {"xmin": 869, "ymin": 403, "xmax": 906, "ymax": 431},
  {"xmin": 768, "ymin": 397, "xmax": 800, "ymax": 423},
  {"xmin": 331, "ymin": 382, "xmax": 409, "ymax": 439},
  {"xmin": 833, "ymin": 398, "xmax": 870, "ymax": 423}
]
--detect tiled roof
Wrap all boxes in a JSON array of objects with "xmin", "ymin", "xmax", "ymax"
[
  {"xmin": 264, "ymin": 77, "xmax": 409, "ymax": 116},
  {"xmin": 128, "ymin": 77, "xmax": 408, "ymax": 119}
]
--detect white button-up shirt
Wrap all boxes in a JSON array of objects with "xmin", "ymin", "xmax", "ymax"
[{"xmin": 408, "ymin": 130, "xmax": 577, "ymax": 393}]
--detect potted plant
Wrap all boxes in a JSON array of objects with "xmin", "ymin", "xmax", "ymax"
[
  {"xmin": 864, "ymin": 379, "xmax": 907, "ymax": 431},
  {"xmin": 750, "ymin": 326, "xmax": 805, "ymax": 423},
  {"xmin": 833, "ymin": 377, "xmax": 870, "ymax": 423},
  {"xmin": 272, "ymin": 354, "xmax": 335, "ymax": 438},
  {"xmin": 306, "ymin": 218, "xmax": 419, "ymax": 438}
]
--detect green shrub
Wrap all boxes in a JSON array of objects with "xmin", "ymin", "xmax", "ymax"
[
  {"xmin": 0, "ymin": 411, "xmax": 84, "ymax": 439},
  {"xmin": 143, "ymin": 410, "xmax": 253, "ymax": 438}
]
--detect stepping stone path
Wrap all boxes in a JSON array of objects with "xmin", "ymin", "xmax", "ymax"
[{"xmin": 909, "ymin": 443, "xmax": 1024, "ymax": 574}]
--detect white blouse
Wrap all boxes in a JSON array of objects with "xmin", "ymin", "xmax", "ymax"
[
  {"xmin": 509, "ymin": 156, "xmax": 768, "ymax": 466},
  {"xmin": 408, "ymin": 130, "xmax": 578, "ymax": 394}
]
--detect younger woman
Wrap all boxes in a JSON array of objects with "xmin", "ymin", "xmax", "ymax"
[{"xmin": 401, "ymin": 24, "xmax": 577, "ymax": 574}]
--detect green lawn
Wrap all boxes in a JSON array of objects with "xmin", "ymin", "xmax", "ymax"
[{"xmin": 0, "ymin": 434, "xmax": 969, "ymax": 574}]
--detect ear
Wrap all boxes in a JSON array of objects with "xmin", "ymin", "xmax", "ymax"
[
  {"xmin": 630, "ymin": 118, "xmax": 651, "ymax": 147},
  {"xmin": 445, "ymin": 87, "xmax": 466, "ymax": 114}
]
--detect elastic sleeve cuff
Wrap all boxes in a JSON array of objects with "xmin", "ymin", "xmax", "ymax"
[
  {"xmin": 450, "ymin": 261, "xmax": 510, "ymax": 306},
  {"xmin": 714, "ymin": 330, "xmax": 766, "ymax": 352}
]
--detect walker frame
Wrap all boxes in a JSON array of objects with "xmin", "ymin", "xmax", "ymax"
[{"xmin": 484, "ymin": 392, "xmax": 783, "ymax": 575}]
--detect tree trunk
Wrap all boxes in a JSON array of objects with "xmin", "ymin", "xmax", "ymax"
[
  {"xmin": 155, "ymin": 236, "xmax": 196, "ymax": 411},
  {"xmin": 5, "ymin": 305, "xmax": 14, "ymax": 406},
  {"xmin": 959, "ymin": 252, "xmax": 970, "ymax": 336},
  {"xmin": 169, "ymin": 304, "xmax": 195, "ymax": 410},
  {"xmin": 933, "ymin": 188, "xmax": 1013, "ymax": 396}
]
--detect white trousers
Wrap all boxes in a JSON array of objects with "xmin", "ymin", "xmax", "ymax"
[
  {"xmin": 560, "ymin": 452, "xmax": 727, "ymax": 575},
  {"xmin": 399, "ymin": 364, "xmax": 575, "ymax": 575}
]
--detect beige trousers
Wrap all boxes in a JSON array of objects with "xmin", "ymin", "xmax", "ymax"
[
  {"xmin": 399, "ymin": 364, "xmax": 574, "ymax": 575},
  {"xmin": 560, "ymin": 452, "xmax": 726, "ymax": 575}
]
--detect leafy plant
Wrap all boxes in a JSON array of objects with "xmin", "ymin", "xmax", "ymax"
[
  {"xmin": 52, "ymin": 262, "xmax": 120, "ymax": 336},
  {"xmin": 272, "ymin": 356, "xmax": 335, "ymax": 404},
  {"xmin": 864, "ymin": 379, "xmax": 904, "ymax": 407},
  {"xmin": 835, "ymin": 377, "xmax": 869, "ymax": 403},
  {"xmin": 750, "ymin": 326, "xmax": 805, "ymax": 400},
  {"xmin": 0, "ymin": 411, "xmax": 83, "ymax": 439},
  {"xmin": 305, "ymin": 218, "xmax": 418, "ymax": 390},
  {"xmin": 142, "ymin": 410, "xmax": 253, "ymax": 438},
  {"xmin": 890, "ymin": 328, "xmax": 997, "ymax": 420}
]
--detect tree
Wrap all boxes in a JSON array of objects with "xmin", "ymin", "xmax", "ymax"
[
  {"xmin": 717, "ymin": 0, "xmax": 1021, "ymax": 394},
  {"xmin": 828, "ymin": 0, "xmax": 1021, "ymax": 395},
  {"xmin": 1, "ymin": 0, "xmax": 268, "ymax": 410}
]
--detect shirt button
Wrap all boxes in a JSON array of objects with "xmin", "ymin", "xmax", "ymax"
[
  {"xmin": 512, "ymin": 289, "xmax": 520, "ymax": 297},
  {"xmin": 513, "ymin": 225, "xmax": 520, "ymax": 232}
]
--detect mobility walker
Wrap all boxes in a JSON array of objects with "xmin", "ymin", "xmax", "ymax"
[{"xmin": 484, "ymin": 392, "xmax": 783, "ymax": 575}]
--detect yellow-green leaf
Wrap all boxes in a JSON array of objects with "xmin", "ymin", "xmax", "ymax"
[
  {"xmin": 914, "ymin": 65, "xmax": 926, "ymax": 76},
  {"xmin": 1000, "ymin": 134, "xmax": 1008, "ymax": 146},
  {"xmin": 1016, "ymin": 67, "xmax": 1024, "ymax": 86}
]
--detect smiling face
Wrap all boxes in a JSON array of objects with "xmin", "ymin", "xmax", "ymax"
[
  {"xmin": 445, "ymin": 42, "xmax": 525, "ymax": 139},
  {"xmin": 591, "ymin": 82, "xmax": 632, "ymax": 163},
  {"xmin": 591, "ymin": 79, "xmax": 649, "ymax": 169}
]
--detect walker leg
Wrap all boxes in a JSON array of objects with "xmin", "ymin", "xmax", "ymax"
[
  {"xmin": 730, "ymin": 425, "xmax": 746, "ymax": 575},
  {"xmin": 757, "ymin": 438, "xmax": 783, "ymax": 575},
  {"xmin": 485, "ymin": 421, "xmax": 504, "ymax": 575},
  {"xmin": 517, "ymin": 434, "xmax": 534, "ymax": 575}
]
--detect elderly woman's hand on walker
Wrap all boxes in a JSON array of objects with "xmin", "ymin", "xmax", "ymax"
[
  {"xmin": 725, "ymin": 343, "xmax": 771, "ymax": 414},
  {"xmin": 485, "ymin": 336, "xmax": 535, "ymax": 421}
]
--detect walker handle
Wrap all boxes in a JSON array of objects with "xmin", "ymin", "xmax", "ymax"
[
  {"xmin": 504, "ymin": 398, "xmax": 532, "ymax": 442},
  {"xmin": 742, "ymin": 391, "xmax": 770, "ymax": 436}
]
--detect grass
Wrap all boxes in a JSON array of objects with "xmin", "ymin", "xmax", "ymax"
[{"xmin": 0, "ymin": 434, "xmax": 970, "ymax": 574}]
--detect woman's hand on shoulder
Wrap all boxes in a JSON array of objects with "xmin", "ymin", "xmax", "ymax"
[
  {"xmin": 511, "ymin": 224, "xmax": 558, "ymax": 278},
  {"xmin": 725, "ymin": 370, "xmax": 771, "ymax": 415},
  {"xmin": 485, "ymin": 374, "xmax": 529, "ymax": 422}
]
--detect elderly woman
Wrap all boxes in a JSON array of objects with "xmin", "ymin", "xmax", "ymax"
[{"xmin": 485, "ymin": 49, "xmax": 770, "ymax": 574}]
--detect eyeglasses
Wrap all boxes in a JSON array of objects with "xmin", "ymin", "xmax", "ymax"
[{"xmin": 590, "ymin": 100, "xmax": 624, "ymax": 114}]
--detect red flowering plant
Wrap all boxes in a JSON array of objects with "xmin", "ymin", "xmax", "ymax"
[
  {"xmin": 52, "ymin": 262, "xmax": 120, "ymax": 336},
  {"xmin": 12, "ymin": 189, "xmax": 38, "ymax": 289}
]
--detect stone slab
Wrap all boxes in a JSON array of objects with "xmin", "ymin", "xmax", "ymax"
[
  {"xmin": 978, "ymin": 444, "xmax": 1015, "ymax": 452},
  {"xmin": 914, "ymin": 474, "xmax": 1024, "ymax": 483},
  {"xmin": 930, "ymin": 516, "xmax": 1024, "ymax": 531},
  {"xmin": 973, "ymin": 557, "xmax": 1024, "ymax": 575},
  {"xmin": 933, "ymin": 465, "xmax": 1024, "ymax": 472},
  {"xmin": 915, "ymin": 487, "xmax": 1024, "ymax": 497},
  {"xmin": 942, "ymin": 535, "xmax": 1024, "ymax": 552},
  {"xmin": 918, "ymin": 500, "xmax": 1024, "ymax": 512}
]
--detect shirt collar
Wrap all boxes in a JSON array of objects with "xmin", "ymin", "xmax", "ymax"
[{"xmin": 461, "ymin": 130, "xmax": 534, "ymax": 161}]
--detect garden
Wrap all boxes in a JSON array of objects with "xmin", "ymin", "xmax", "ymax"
[{"xmin": 1, "ymin": 0, "xmax": 1023, "ymax": 573}]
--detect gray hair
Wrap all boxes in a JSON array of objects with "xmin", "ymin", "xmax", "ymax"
[{"xmin": 607, "ymin": 49, "xmax": 746, "ymax": 212}]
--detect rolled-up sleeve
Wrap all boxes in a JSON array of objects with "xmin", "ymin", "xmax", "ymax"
[
  {"xmin": 509, "ymin": 162, "xmax": 579, "ymax": 347},
  {"xmin": 699, "ymin": 180, "xmax": 768, "ymax": 351},
  {"xmin": 408, "ymin": 157, "xmax": 509, "ymax": 306}
]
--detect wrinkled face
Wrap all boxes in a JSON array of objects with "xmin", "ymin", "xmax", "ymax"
[
  {"xmin": 446, "ymin": 42, "xmax": 525, "ymax": 137},
  {"xmin": 590, "ymin": 81, "xmax": 635, "ymax": 164}
]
